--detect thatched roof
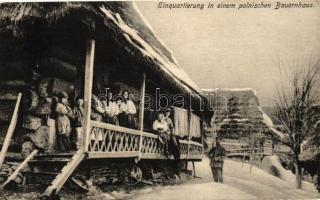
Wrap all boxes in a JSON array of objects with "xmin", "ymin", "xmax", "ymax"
[
  {"xmin": 202, "ymin": 88, "xmax": 287, "ymax": 140},
  {"xmin": 0, "ymin": 2, "xmax": 202, "ymax": 96}
]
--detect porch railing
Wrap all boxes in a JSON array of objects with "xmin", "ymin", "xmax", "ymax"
[{"xmin": 87, "ymin": 121, "xmax": 203, "ymax": 160}]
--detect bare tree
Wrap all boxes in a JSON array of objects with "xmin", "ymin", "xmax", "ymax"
[{"xmin": 274, "ymin": 61, "xmax": 320, "ymax": 189}]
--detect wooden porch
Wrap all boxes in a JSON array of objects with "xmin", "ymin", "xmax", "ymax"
[
  {"xmin": 87, "ymin": 121, "xmax": 203, "ymax": 160},
  {"xmin": 78, "ymin": 39, "xmax": 203, "ymax": 161},
  {"xmin": 0, "ymin": 3, "xmax": 206, "ymax": 198}
]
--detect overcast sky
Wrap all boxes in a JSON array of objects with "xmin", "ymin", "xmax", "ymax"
[{"xmin": 136, "ymin": 1, "xmax": 320, "ymax": 107}]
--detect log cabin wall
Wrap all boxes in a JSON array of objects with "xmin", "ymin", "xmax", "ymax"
[
  {"xmin": 0, "ymin": 12, "xmax": 143, "ymax": 152},
  {"xmin": 0, "ymin": 6, "xmax": 208, "ymax": 154},
  {"xmin": 0, "ymin": 14, "xmax": 88, "ymax": 153}
]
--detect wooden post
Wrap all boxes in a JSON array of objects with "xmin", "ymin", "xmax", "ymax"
[
  {"xmin": 82, "ymin": 39, "xmax": 95, "ymax": 152},
  {"xmin": 41, "ymin": 31, "xmax": 95, "ymax": 198},
  {"xmin": 1, "ymin": 149, "xmax": 38, "ymax": 189},
  {"xmin": 201, "ymin": 115, "xmax": 205, "ymax": 156},
  {"xmin": 186, "ymin": 97, "xmax": 192, "ymax": 170},
  {"xmin": 187, "ymin": 98, "xmax": 192, "ymax": 160},
  {"xmin": 0, "ymin": 93, "xmax": 22, "ymax": 170},
  {"xmin": 192, "ymin": 161, "xmax": 196, "ymax": 178},
  {"xmin": 137, "ymin": 73, "xmax": 146, "ymax": 161},
  {"xmin": 139, "ymin": 73, "xmax": 146, "ymax": 131}
]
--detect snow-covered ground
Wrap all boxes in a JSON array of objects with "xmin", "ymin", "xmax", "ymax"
[
  {"xmin": 2, "ymin": 157, "xmax": 319, "ymax": 199},
  {"xmin": 128, "ymin": 157, "xmax": 319, "ymax": 200}
]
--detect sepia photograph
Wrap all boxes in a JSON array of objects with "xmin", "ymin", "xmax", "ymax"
[{"xmin": 0, "ymin": 1, "xmax": 319, "ymax": 199}]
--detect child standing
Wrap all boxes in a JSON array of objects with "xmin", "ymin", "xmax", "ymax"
[
  {"xmin": 73, "ymin": 98, "xmax": 84, "ymax": 150},
  {"xmin": 56, "ymin": 91, "xmax": 73, "ymax": 152}
]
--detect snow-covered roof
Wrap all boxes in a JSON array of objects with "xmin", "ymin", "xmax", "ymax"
[
  {"xmin": 100, "ymin": 3, "xmax": 202, "ymax": 95},
  {"xmin": 203, "ymin": 87, "xmax": 287, "ymax": 139},
  {"xmin": 202, "ymin": 88, "xmax": 257, "ymax": 96}
]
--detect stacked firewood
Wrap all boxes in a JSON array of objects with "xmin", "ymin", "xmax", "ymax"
[{"xmin": 21, "ymin": 77, "xmax": 75, "ymax": 153}]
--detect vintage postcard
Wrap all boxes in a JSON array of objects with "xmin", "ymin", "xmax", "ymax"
[{"xmin": 0, "ymin": 0, "xmax": 319, "ymax": 199}]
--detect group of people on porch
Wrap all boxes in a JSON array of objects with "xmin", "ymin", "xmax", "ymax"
[
  {"xmin": 90, "ymin": 89, "xmax": 137, "ymax": 128},
  {"xmin": 54, "ymin": 88, "xmax": 137, "ymax": 152},
  {"xmin": 54, "ymin": 88, "xmax": 180, "ymax": 159}
]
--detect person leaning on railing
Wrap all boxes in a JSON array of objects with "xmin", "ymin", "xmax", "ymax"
[{"xmin": 152, "ymin": 112, "xmax": 170, "ymax": 157}]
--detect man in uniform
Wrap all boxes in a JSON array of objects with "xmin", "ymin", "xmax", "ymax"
[{"xmin": 208, "ymin": 138, "xmax": 226, "ymax": 183}]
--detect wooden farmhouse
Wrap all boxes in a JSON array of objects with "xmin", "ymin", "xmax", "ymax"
[
  {"xmin": 202, "ymin": 88, "xmax": 285, "ymax": 158},
  {"xmin": 0, "ymin": 2, "xmax": 211, "ymax": 198}
]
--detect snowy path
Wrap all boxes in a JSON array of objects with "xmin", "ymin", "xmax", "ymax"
[
  {"xmin": 2, "ymin": 157, "xmax": 319, "ymax": 199},
  {"xmin": 129, "ymin": 158, "xmax": 320, "ymax": 200}
]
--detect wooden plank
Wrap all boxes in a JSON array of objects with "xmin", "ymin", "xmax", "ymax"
[
  {"xmin": 87, "ymin": 152, "xmax": 202, "ymax": 161},
  {"xmin": 87, "ymin": 151, "xmax": 139, "ymax": 159},
  {"xmin": 42, "ymin": 151, "xmax": 85, "ymax": 198},
  {"xmin": 0, "ymin": 80, "xmax": 28, "ymax": 88},
  {"xmin": 82, "ymin": 39, "xmax": 95, "ymax": 152},
  {"xmin": 138, "ymin": 73, "xmax": 146, "ymax": 160},
  {"xmin": 88, "ymin": 149, "xmax": 203, "ymax": 160},
  {"xmin": 220, "ymin": 142, "xmax": 249, "ymax": 146},
  {"xmin": 0, "ymin": 94, "xmax": 18, "ymax": 101},
  {"xmin": 91, "ymin": 120, "xmax": 157, "ymax": 138},
  {"xmin": 140, "ymin": 153, "xmax": 172, "ymax": 160},
  {"xmin": 140, "ymin": 153, "xmax": 200, "ymax": 160},
  {"xmin": 1, "ymin": 149, "xmax": 38, "ymax": 190},
  {"xmin": 0, "ymin": 93, "xmax": 22, "ymax": 170}
]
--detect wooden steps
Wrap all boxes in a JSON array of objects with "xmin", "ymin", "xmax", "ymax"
[
  {"xmin": 28, "ymin": 159, "xmax": 71, "ymax": 164},
  {"xmin": 34, "ymin": 153, "xmax": 74, "ymax": 159},
  {"xmin": 24, "ymin": 154, "xmax": 74, "ymax": 185},
  {"xmin": 23, "ymin": 171, "xmax": 59, "ymax": 185},
  {"xmin": 14, "ymin": 151, "xmax": 84, "ymax": 199},
  {"xmin": 42, "ymin": 151, "xmax": 85, "ymax": 198}
]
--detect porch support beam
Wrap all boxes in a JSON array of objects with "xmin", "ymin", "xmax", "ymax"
[
  {"xmin": 187, "ymin": 98, "xmax": 192, "ymax": 160},
  {"xmin": 138, "ymin": 72, "xmax": 146, "ymax": 161},
  {"xmin": 82, "ymin": 39, "xmax": 95, "ymax": 152}
]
